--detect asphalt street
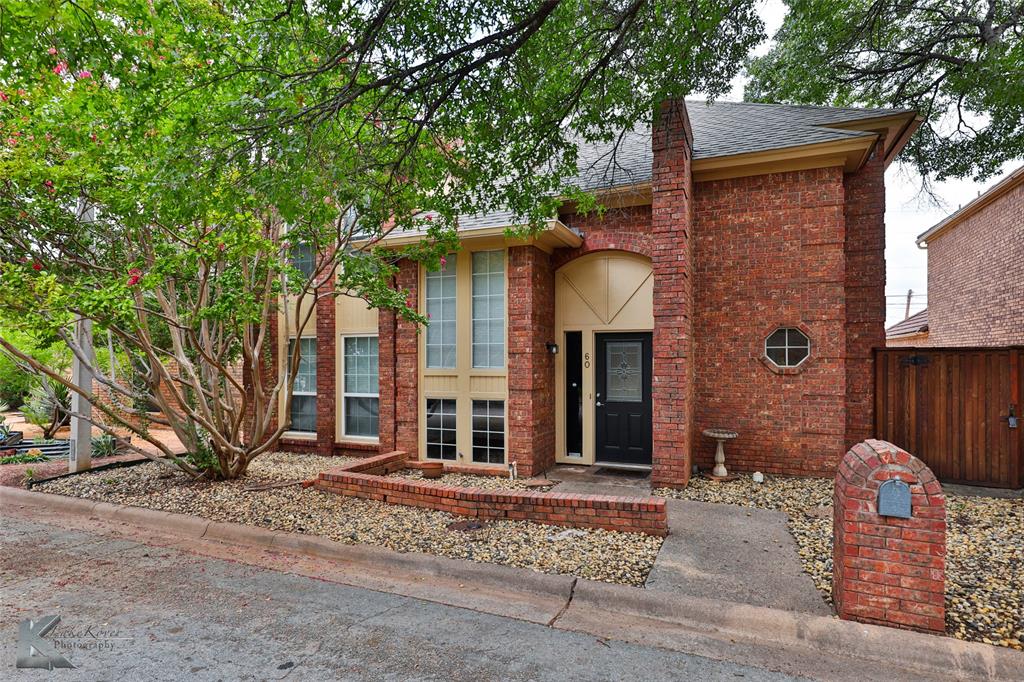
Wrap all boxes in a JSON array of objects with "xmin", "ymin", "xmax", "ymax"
[{"xmin": 1, "ymin": 515, "xmax": 806, "ymax": 681}]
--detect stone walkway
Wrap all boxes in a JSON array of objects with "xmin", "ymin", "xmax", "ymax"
[{"xmin": 549, "ymin": 464, "xmax": 830, "ymax": 615}]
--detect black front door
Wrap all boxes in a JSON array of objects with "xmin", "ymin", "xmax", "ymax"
[{"xmin": 595, "ymin": 332, "xmax": 652, "ymax": 465}]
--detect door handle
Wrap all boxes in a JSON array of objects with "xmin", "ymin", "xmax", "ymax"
[
  {"xmin": 1002, "ymin": 404, "xmax": 1018, "ymax": 429},
  {"xmin": 595, "ymin": 401, "xmax": 604, "ymax": 407}
]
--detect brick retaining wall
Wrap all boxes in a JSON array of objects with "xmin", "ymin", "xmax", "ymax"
[{"xmin": 314, "ymin": 452, "xmax": 669, "ymax": 536}]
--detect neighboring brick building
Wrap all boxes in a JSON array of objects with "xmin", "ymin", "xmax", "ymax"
[
  {"xmin": 275, "ymin": 100, "xmax": 921, "ymax": 485},
  {"xmin": 885, "ymin": 308, "xmax": 929, "ymax": 347},
  {"xmin": 900, "ymin": 165, "xmax": 1023, "ymax": 347}
]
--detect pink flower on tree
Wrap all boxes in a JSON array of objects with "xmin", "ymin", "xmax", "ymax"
[
  {"xmin": 0, "ymin": 92, "xmax": 8, "ymax": 103},
  {"xmin": 439, "ymin": 256, "xmax": 447, "ymax": 267},
  {"xmin": 424, "ymin": 214, "xmax": 433, "ymax": 222},
  {"xmin": 126, "ymin": 268, "xmax": 143, "ymax": 286},
  {"xmin": 53, "ymin": 62, "xmax": 68, "ymax": 75},
  {"xmin": 48, "ymin": 47, "xmax": 58, "ymax": 55},
  {"xmin": 76, "ymin": 70, "xmax": 92, "ymax": 79},
  {"xmin": 32, "ymin": 262, "xmax": 42, "ymax": 271}
]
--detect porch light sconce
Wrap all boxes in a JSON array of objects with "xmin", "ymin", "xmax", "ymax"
[{"xmin": 546, "ymin": 342, "xmax": 559, "ymax": 355}]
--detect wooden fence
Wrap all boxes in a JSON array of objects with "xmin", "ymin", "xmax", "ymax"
[{"xmin": 874, "ymin": 347, "xmax": 1023, "ymax": 488}]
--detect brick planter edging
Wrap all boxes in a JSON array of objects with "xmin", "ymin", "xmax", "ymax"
[
  {"xmin": 314, "ymin": 451, "xmax": 669, "ymax": 536},
  {"xmin": 833, "ymin": 439, "xmax": 946, "ymax": 634}
]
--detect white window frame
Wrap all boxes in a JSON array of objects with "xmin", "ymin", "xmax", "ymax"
[
  {"xmin": 471, "ymin": 399, "xmax": 506, "ymax": 464},
  {"xmin": 425, "ymin": 256, "xmax": 457, "ymax": 368},
  {"xmin": 764, "ymin": 328, "xmax": 811, "ymax": 368},
  {"xmin": 471, "ymin": 250, "xmax": 505, "ymax": 369},
  {"xmin": 425, "ymin": 398, "xmax": 458, "ymax": 461},
  {"xmin": 286, "ymin": 337, "xmax": 317, "ymax": 435},
  {"xmin": 341, "ymin": 334, "xmax": 380, "ymax": 441}
]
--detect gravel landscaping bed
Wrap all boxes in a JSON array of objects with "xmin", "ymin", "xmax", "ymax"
[
  {"xmin": 656, "ymin": 477, "xmax": 1023, "ymax": 650},
  {"xmin": 386, "ymin": 468, "xmax": 555, "ymax": 492},
  {"xmin": 35, "ymin": 452, "xmax": 660, "ymax": 586}
]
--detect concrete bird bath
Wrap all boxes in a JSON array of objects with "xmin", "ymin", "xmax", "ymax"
[{"xmin": 702, "ymin": 428, "xmax": 739, "ymax": 481}]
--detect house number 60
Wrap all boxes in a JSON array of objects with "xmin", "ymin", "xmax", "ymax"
[{"xmin": 584, "ymin": 352, "xmax": 591, "ymax": 368}]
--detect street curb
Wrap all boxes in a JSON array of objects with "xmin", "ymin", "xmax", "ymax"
[
  {"xmin": 2, "ymin": 486, "xmax": 1021, "ymax": 680},
  {"xmin": 570, "ymin": 580, "xmax": 1022, "ymax": 681},
  {"xmin": 0, "ymin": 486, "xmax": 573, "ymax": 604}
]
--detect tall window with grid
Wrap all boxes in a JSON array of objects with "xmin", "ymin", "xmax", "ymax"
[
  {"xmin": 471, "ymin": 250, "xmax": 504, "ymax": 369},
  {"xmin": 343, "ymin": 336, "xmax": 379, "ymax": 438},
  {"xmin": 286, "ymin": 338, "xmax": 317, "ymax": 432},
  {"xmin": 471, "ymin": 400, "xmax": 505, "ymax": 464},
  {"xmin": 425, "ymin": 257, "xmax": 456, "ymax": 368},
  {"xmin": 425, "ymin": 399, "xmax": 457, "ymax": 460}
]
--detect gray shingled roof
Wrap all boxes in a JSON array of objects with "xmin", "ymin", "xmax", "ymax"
[
  {"xmin": 886, "ymin": 308, "xmax": 929, "ymax": 338},
  {"xmin": 399, "ymin": 100, "xmax": 910, "ymax": 236},
  {"xmin": 563, "ymin": 100, "xmax": 908, "ymax": 193}
]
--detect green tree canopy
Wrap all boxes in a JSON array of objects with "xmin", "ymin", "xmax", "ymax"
[
  {"xmin": 0, "ymin": 0, "xmax": 764, "ymax": 477},
  {"xmin": 746, "ymin": 0, "xmax": 1024, "ymax": 182}
]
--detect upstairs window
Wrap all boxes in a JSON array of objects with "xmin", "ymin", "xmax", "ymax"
[
  {"xmin": 765, "ymin": 328, "xmax": 811, "ymax": 368},
  {"xmin": 471, "ymin": 250, "xmax": 505, "ymax": 368},
  {"xmin": 290, "ymin": 242, "xmax": 315, "ymax": 279},
  {"xmin": 425, "ymin": 256, "xmax": 457, "ymax": 368}
]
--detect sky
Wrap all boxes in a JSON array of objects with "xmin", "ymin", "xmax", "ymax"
[{"xmin": 729, "ymin": 1, "xmax": 1018, "ymax": 328}]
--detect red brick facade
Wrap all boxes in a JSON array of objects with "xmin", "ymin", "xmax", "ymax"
[
  {"xmin": 316, "ymin": 451, "xmax": 669, "ymax": 536},
  {"xmin": 277, "ymin": 99, "xmax": 895, "ymax": 485},
  {"xmin": 833, "ymin": 439, "xmax": 946, "ymax": 634},
  {"xmin": 377, "ymin": 259, "xmax": 419, "ymax": 456},
  {"xmin": 507, "ymin": 246, "xmax": 556, "ymax": 477},
  {"xmin": 692, "ymin": 166, "xmax": 850, "ymax": 476},
  {"xmin": 924, "ymin": 178, "xmax": 1024, "ymax": 346},
  {"xmin": 650, "ymin": 100, "xmax": 696, "ymax": 488},
  {"xmin": 843, "ymin": 145, "xmax": 888, "ymax": 450}
]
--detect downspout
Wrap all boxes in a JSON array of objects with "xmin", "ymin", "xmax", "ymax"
[{"xmin": 391, "ymin": 275, "xmax": 399, "ymax": 451}]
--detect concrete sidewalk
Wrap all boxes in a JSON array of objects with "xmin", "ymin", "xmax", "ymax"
[
  {"xmin": 648, "ymin": 499, "xmax": 830, "ymax": 615},
  {"xmin": 553, "ymin": 465, "xmax": 829, "ymax": 615},
  {"xmin": 3, "ymin": 487, "xmax": 1021, "ymax": 680}
]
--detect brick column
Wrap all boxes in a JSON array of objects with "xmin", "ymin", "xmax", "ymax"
[
  {"xmin": 507, "ymin": 245, "xmax": 556, "ymax": 477},
  {"xmin": 394, "ymin": 260, "xmax": 420, "ymax": 455},
  {"xmin": 315, "ymin": 279, "xmax": 337, "ymax": 455},
  {"xmin": 377, "ymin": 306, "xmax": 397, "ymax": 454},
  {"xmin": 833, "ymin": 439, "xmax": 946, "ymax": 633},
  {"xmin": 843, "ymin": 143, "xmax": 886, "ymax": 448},
  {"xmin": 377, "ymin": 259, "xmax": 419, "ymax": 456},
  {"xmin": 650, "ymin": 99, "xmax": 695, "ymax": 488}
]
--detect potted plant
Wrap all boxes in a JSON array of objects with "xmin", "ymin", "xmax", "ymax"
[
  {"xmin": 0, "ymin": 413, "xmax": 23, "ymax": 447},
  {"xmin": 421, "ymin": 461, "xmax": 444, "ymax": 479}
]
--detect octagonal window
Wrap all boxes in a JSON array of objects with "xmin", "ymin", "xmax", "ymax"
[{"xmin": 765, "ymin": 328, "xmax": 810, "ymax": 368}]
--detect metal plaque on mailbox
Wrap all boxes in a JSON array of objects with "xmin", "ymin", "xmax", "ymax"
[{"xmin": 877, "ymin": 479, "xmax": 912, "ymax": 519}]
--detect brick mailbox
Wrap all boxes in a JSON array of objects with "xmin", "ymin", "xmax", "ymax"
[{"xmin": 833, "ymin": 439, "xmax": 946, "ymax": 633}]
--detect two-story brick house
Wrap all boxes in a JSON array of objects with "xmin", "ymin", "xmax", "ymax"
[
  {"xmin": 275, "ymin": 99, "xmax": 920, "ymax": 488},
  {"xmin": 887, "ymin": 165, "xmax": 1023, "ymax": 348}
]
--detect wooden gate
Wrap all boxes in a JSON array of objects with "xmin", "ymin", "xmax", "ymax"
[{"xmin": 874, "ymin": 348, "xmax": 1023, "ymax": 488}]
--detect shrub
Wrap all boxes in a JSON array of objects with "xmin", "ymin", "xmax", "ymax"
[
  {"xmin": 22, "ymin": 380, "xmax": 71, "ymax": 439},
  {"xmin": 91, "ymin": 434, "xmax": 123, "ymax": 458}
]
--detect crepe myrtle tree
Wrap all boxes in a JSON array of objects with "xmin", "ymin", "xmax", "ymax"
[{"xmin": 0, "ymin": 0, "xmax": 764, "ymax": 478}]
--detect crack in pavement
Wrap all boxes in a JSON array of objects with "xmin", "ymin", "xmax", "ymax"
[{"xmin": 547, "ymin": 577, "xmax": 577, "ymax": 627}]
